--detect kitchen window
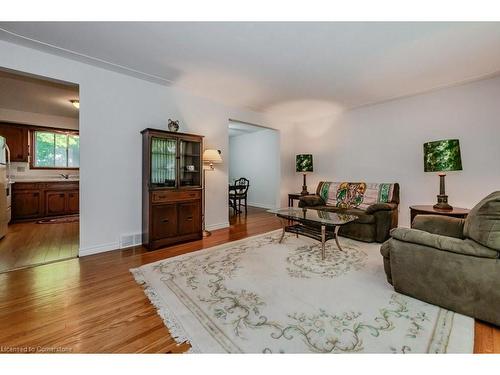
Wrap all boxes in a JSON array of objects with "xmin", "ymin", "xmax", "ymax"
[{"xmin": 32, "ymin": 130, "xmax": 80, "ymax": 169}]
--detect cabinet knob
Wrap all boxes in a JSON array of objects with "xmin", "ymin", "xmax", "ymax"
[
  {"xmin": 161, "ymin": 219, "xmax": 169, "ymax": 223},
  {"xmin": 186, "ymin": 216, "xmax": 193, "ymax": 221}
]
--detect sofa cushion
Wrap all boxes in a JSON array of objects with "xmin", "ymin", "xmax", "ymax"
[
  {"xmin": 390, "ymin": 227, "xmax": 499, "ymax": 259},
  {"xmin": 464, "ymin": 191, "xmax": 500, "ymax": 251},
  {"xmin": 412, "ymin": 215, "xmax": 465, "ymax": 239},
  {"xmin": 316, "ymin": 181, "xmax": 395, "ymax": 210}
]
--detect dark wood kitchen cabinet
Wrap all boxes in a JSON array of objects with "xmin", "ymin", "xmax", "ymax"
[
  {"xmin": 45, "ymin": 191, "xmax": 67, "ymax": 216},
  {"xmin": 12, "ymin": 181, "xmax": 79, "ymax": 221},
  {"xmin": 142, "ymin": 128, "xmax": 203, "ymax": 250},
  {"xmin": 67, "ymin": 191, "xmax": 79, "ymax": 214},
  {"xmin": 12, "ymin": 190, "xmax": 42, "ymax": 219},
  {"xmin": 0, "ymin": 123, "xmax": 29, "ymax": 162}
]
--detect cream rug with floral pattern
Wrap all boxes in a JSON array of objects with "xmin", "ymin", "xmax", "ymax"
[{"xmin": 131, "ymin": 230, "xmax": 473, "ymax": 353}]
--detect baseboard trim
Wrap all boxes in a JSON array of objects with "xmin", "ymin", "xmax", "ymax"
[
  {"xmin": 79, "ymin": 242, "xmax": 120, "ymax": 257},
  {"xmin": 247, "ymin": 202, "xmax": 277, "ymax": 210},
  {"xmin": 206, "ymin": 221, "xmax": 229, "ymax": 231},
  {"xmin": 80, "ymin": 222, "xmax": 230, "ymax": 257}
]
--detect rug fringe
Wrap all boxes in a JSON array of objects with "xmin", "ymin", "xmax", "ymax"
[{"xmin": 130, "ymin": 268, "xmax": 201, "ymax": 353}]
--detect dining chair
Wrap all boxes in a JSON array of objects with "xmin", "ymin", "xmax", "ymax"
[{"xmin": 229, "ymin": 177, "xmax": 250, "ymax": 214}]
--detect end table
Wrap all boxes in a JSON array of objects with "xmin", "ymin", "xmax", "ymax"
[
  {"xmin": 288, "ymin": 193, "xmax": 303, "ymax": 207},
  {"xmin": 410, "ymin": 205, "xmax": 470, "ymax": 226}
]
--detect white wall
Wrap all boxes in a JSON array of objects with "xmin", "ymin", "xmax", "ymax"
[
  {"xmin": 0, "ymin": 40, "xmax": 295, "ymax": 255},
  {"xmin": 294, "ymin": 76, "xmax": 500, "ymax": 227},
  {"xmin": 229, "ymin": 129, "xmax": 280, "ymax": 209}
]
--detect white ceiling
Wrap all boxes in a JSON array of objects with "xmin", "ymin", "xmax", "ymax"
[
  {"xmin": 2, "ymin": 22, "xmax": 500, "ymax": 121},
  {"xmin": 228, "ymin": 121, "xmax": 268, "ymax": 138},
  {"xmin": 0, "ymin": 69, "xmax": 79, "ymax": 118}
]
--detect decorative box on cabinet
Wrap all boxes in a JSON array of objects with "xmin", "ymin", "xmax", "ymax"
[{"xmin": 141, "ymin": 128, "xmax": 203, "ymax": 250}]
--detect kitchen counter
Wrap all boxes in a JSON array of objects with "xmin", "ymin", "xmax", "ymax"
[{"xmin": 11, "ymin": 178, "xmax": 80, "ymax": 183}]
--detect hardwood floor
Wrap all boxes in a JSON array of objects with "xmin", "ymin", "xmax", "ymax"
[
  {"xmin": 0, "ymin": 206, "xmax": 497, "ymax": 353},
  {"xmin": 0, "ymin": 219, "xmax": 79, "ymax": 274}
]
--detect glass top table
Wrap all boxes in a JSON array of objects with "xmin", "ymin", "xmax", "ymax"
[{"xmin": 268, "ymin": 208, "xmax": 358, "ymax": 260}]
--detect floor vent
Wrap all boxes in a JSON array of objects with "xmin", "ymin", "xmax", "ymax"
[{"xmin": 120, "ymin": 233, "xmax": 142, "ymax": 249}]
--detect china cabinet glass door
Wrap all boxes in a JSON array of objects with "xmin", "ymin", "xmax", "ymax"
[
  {"xmin": 150, "ymin": 137, "xmax": 177, "ymax": 188},
  {"xmin": 179, "ymin": 139, "xmax": 201, "ymax": 187}
]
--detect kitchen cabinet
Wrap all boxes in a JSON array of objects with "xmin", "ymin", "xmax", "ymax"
[
  {"xmin": 45, "ymin": 191, "xmax": 67, "ymax": 216},
  {"xmin": 12, "ymin": 190, "xmax": 42, "ymax": 219},
  {"xmin": 12, "ymin": 181, "xmax": 79, "ymax": 221},
  {"xmin": 141, "ymin": 128, "xmax": 203, "ymax": 250},
  {"xmin": 67, "ymin": 191, "xmax": 79, "ymax": 214},
  {"xmin": 0, "ymin": 123, "xmax": 29, "ymax": 162}
]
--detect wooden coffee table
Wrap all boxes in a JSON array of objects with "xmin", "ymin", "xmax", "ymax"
[{"xmin": 269, "ymin": 208, "xmax": 358, "ymax": 260}]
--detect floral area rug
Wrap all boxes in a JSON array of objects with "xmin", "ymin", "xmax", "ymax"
[{"xmin": 131, "ymin": 230, "xmax": 473, "ymax": 353}]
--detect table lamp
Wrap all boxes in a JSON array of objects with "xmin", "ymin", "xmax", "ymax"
[
  {"xmin": 202, "ymin": 149, "xmax": 223, "ymax": 236},
  {"xmin": 423, "ymin": 139, "xmax": 462, "ymax": 210},
  {"xmin": 296, "ymin": 154, "xmax": 313, "ymax": 195}
]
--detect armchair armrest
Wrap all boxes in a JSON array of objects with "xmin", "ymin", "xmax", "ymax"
[
  {"xmin": 298, "ymin": 195, "xmax": 325, "ymax": 208},
  {"xmin": 412, "ymin": 215, "xmax": 465, "ymax": 239},
  {"xmin": 365, "ymin": 202, "xmax": 398, "ymax": 214},
  {"xmin": 390, "ymin": 227, "xmax": 499, "ymax": 259}
]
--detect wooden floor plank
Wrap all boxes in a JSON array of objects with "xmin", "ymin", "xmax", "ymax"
[
  {"xmin": 0, "ymin": 207, "xmax": 498, "ymax": 353},
  {"xmin": 0, "ymin": 220, "xmax": 79, "ymax": 273}
]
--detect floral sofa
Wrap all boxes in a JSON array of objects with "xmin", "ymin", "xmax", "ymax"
[{"xmin": 298, "ymin": 181, "xmax": 400, "ymax": 243}]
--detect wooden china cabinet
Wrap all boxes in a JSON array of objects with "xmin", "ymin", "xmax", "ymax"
[{"xmin": 141, "ymin": 128, "xmax": 204, "ymax": 250}]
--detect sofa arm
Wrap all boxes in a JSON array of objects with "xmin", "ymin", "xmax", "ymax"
[
  {"xmin": 298, "ymin": 195, "xmax": 325, "ymax": 208},
  {"xmin": 390, "ymin": 227, "xmax": 499, "ymax": 259},
  {"xmin": 412, "ymin": 215, "xmax": 465, "ymax": 239},
  {"xmin": 365, "ymin": 202, "xmax": 398, "ymax": 214}
]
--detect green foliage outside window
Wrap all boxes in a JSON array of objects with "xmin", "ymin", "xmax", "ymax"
[{"xmin": 34, "ymin": 131, "xmax": 80, "ymax": 168}]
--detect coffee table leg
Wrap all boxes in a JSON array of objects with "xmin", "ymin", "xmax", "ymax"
[
  {"xmin": 279, "ymin": 219, "xmax": 286, "ymax": 243},
  {"xmin": 321, "ymin": 225, "xmax": 326, "ymax": 260},
  {"xmin": 334, "ymin": 226, "xmax": 343, "ymax": 251}
]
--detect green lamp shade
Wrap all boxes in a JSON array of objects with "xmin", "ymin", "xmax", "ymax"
[
  {"xmin": 423, "ymin": 139, "xmax": 462, "ymax": 172},
  {"xmin": 296, "ymin": 154, "xmax": 313, "ymax": 172}
]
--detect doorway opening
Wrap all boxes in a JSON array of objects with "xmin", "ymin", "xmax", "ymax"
[
  {"xmin": 0, "ymin": 68, "xmax": 80, "ymax": 273},
  {"xmin": 228, "ymin": 119, "xmax": 280, "ymax": 220}
]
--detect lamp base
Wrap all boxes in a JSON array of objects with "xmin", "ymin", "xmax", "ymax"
[
  {"xmin": 433, "ymin": 194, "xmax": 453, "ymax": 211},
  {"xmin": 300, "ymin": 173, "xmax": 309, "ymax": 195}
]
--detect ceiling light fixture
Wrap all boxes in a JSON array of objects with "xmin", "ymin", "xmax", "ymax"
[{"xmin": 70, "ymin": 100, "xmax": 80, "ymax": 109}]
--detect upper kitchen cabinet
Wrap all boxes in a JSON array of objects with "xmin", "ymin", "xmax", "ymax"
[{"xmin": 0, "ymin": 123, "xmax": 29, "ymax": 162}]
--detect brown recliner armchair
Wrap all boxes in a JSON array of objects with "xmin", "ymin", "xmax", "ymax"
[{"xmin": 381, "ymin": 191, "xmax": 500, "ymax": 326}]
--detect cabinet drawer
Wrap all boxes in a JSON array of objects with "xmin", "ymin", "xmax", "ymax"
[
  {"xmin": 13, "ymin": 183, "xmax": 40, "ymax": 190},
  {"xmin": 152, "ymin": 190, "xmax": 201, "ymax": 203},
  {"xmin": 44, "ymin": 182, "xmax": 79, "ymax": 190}
]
